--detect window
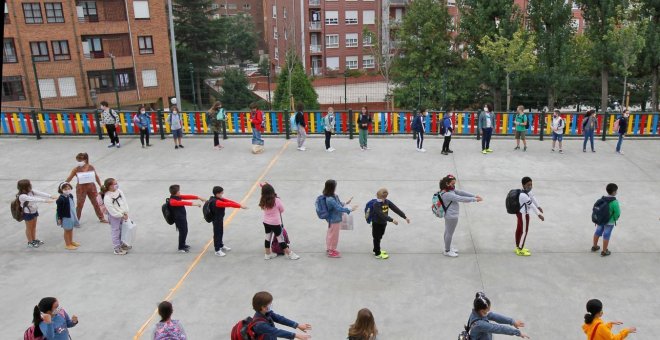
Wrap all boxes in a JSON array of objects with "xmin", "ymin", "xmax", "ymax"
[
  {"xmin": 5, "ymin": 3, "xmax": 11, "ymax": 24},
  {"xmin": 3, "ymin": 39, "xmax": 18, "ymax": 63},
  {"xmin": 45, "ymin": 3, "xmax": 64, "ymax": 23},
  {"xmin": 87, "ymin": 68, "xmax": 136, "ymax": 93},
  {"xmin": 30, "ymin": 41, "xmax": 49, "ymax": 62},
  {"xmin": 273, "ymin": 26, "xmax": 278, "ymax": 39},
  {"xmin": 23, "ymin": 3, "xmax": 43, "ymax": 24},
  {"xmin": 83, "ymin": 37, "xmax": 103, "ymax": 58},
  {"xmin": 325, "ymin": 34, "xmax": 339, "ymax": 48},
  {"xmin": 326, "ymin": 57, "xmax": 339, "ymax": 70},
  {"xmin": 138, "ymin": 36, "xmax": 153, "ymax": 54},
  {"xmin": 78, "ymin": 1, "xmax": 98, "ymax": 22},
  {"xmin": 227, "ymin": 3, "xmax": 237, "ymax": 9},
  {"xmin": 363, "ymin": 34, "xmax": 373, "ymax": 46},
  {"xmin": 2, "ymin": 76, "xmax": 27, "ymax": 101},
  {"xmin": 345, "ymin": 11, "xmax": 358, "ymax": 24},
  {"xmin": 211, "ymin": 3, "xmax": 219, "ymax": 10},
  {"xmin": 447, "ymin": 0, "xmax": 456, "ymax": 6},
  {"xmin": 58, "ymin": 77, "xmax": 77, "ymax": 97},
  {"xmin": 272, "ymin": 5, "xmax": 276, "ymax": 18},
  {"xmin": 133, "ymin": 0, "xmax": 149, "ymax": 19},
  {"xmin": 346, "ymin": 56, "xmax": 358, "ymax": 70},
  {"xmin": 212, "ymin": 13, "xmax": 220, "ymax": 19},
  {"xmin": 284, "ymin": 29, "xmax": 288, "ymax": 40},
  {"xmin": 363, "ymin": 10, "xmax": 375, "ymax": 25},
  {"xmin": 345, "ymin": 33, "xmax": 358, "ymax": 47},
  {"xmin": 274, "ymin": 47, "xmax": 279, "ymax": 59},
  {"xmin": 363, "ymin": 55, "xmax": 375, "ymax": 68},
  {"xmin": 243, "ymin": 4, "xmax": 251, "ymax": 10},
  {"xmin": 51, "ymin": 40, "xmax": 70, "ymax": 60},
  {"xmin": 38, "ymin": 78, "xmax": 57, "ymax": 98},
  {"xmin": 571, "ymin": 18, "xmax": 580, "ymax": 30},
  {"xmin": 142, "ymin": 69, "xmax": 158, "ymax": 87},
  {"xmin": 325, "ymin": 11, "xmax": 338, "ymax": 25},
  {"xmin": 283, "ymin": 7, "xmax": 286, "ymax": 18}
]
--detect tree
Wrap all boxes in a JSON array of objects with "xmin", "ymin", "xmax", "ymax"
[
  {"xmin": 272, "ymin": 54, "xmax": 319, "ymax": 110},
  {"xmin": 224, "ymin": 14, "xmax": 258, "ymax": 64},
  {"xmin": 639, "ymin": 0, "xmax": 660, "ymax": 110},
  {"xmin": 220, "ymin": 68, "xmax": 255, "ymax": 110},
  {"xmin": 607, "ymin": 13, "xmax": 646, "ymax": 109},
  {"xmin": 478, "ymin": 30, "xmax": 537, "ymax": 111},
  {"xmin": 362, "ymin": 21, "xmax": 399, "ymax": 109},
  {"xmin": 527, "ymin": 0, "xmax": 575, "ymax": 110},
  {"xmin": 577, "ymin": 0, "xmax": 627, "ymax": 112}
]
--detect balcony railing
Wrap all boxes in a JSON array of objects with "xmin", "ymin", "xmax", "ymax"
[
  {"xmin": 310, "ymin": 45, "xmax": 322, "ymax": 53},
  {"xmin": 312, "ymin": 67, "xmax": 323, "ymax": 76},
  {"xmin": 309, "ymin": 0, "xmax": 321, "ymax": 6},
  {"xmin": 389, "ymin": 0, "xmax": 408, "ymax": 6},
  {"xmin": 309, "ymin": 22, "xmax": 321, "ymax": 30}
]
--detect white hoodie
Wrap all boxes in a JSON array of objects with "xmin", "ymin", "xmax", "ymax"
[{"xmin": 103, "ymin": 189, "xmax": 129, "ymax": 218}]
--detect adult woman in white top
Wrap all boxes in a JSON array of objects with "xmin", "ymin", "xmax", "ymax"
[
  {"xmin": 100, "ymin": 178, "xmax": 131, "ymax": 255},
  {"xmin": 17, "ymin": 179, "xmax": 55, "ymax": 248}
]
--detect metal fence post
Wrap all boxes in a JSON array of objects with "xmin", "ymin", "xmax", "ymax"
[
  {"xmin": 539, "ymin": 112, "xmax": 545, "ymax": 141},
  {"xmin": 31, "ymin": 110, "xmax": 41, "ymax": 140},
  {"xmin": 222, "ymin": 119, "xmax": 227, "ymax": 140},
  {"xmin": 95, "ymin": 110, "xmax": 103, "ymax": 140},
  {"xmin": 476, "ymin": 112, "xmax": 481, "ymax": 140},
  {"xmin": 601, "ymin": 113, "xmax": 609, "ymax": 141},
  {"xmin": 285, "ymin": 110, "xmax": 291, "ymax": 140},
  {"xmin": 158, "ymin": 110, "xmax": 166, "ymax": 140},
  {"xmin": 348, "ymin": 109, "xmax": 354, "ymax": 140}
]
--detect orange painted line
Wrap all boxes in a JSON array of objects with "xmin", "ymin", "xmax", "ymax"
[{"xmin": 133, "ymin": 140, "xmax": 292, "ymax": 339}]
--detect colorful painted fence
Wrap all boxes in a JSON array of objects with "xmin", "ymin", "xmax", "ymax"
[{"xmin": 1, "ymin": 111, "xmax": 659, "ymax": 138}]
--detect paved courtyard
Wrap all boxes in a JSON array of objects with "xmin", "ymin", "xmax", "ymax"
[{"xmin": 1, "ymin": 134, "xmax": 659, "ymax": 339}]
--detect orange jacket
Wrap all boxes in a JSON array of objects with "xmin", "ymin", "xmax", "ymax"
[{"xmin": 582, "ymin": 318, "xmax": 631, "ymax": 340}]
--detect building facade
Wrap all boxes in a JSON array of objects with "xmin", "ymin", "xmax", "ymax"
[
  {"xmin": 210, "ymin": 0, "xmax": 267, "ymax": 53},
  {"xmin": 2, "ymin": 0, "xmax": 175, "ymax": 110}
]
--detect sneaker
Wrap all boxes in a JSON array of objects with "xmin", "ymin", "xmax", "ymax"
[
  {"xmin": 441, "ymin": 151, "xmax": 448, "ymax": 155},
  {"xmin": 114, "ymin": 248, "xmax": 127, "ymax": 255},
  {"xmin": 65, "ymin": 245, "xmax": 78, "ymax": 250},
  {"xmin": 116, "ymin": 143, "xmax": 121, "ymax": 148},
  {"xmin": 515, "ymin": 248, "xmax": 531, "ymax": 256},
  {"xmin": 213, "ymin": 145, "xmax": 221, "ymax": 150},
  {"xmin": 108, "ymin": 144, "xmax": 116, "ymax": 148},
  {"xmin": 30, "ymin": 240, "xmax": 41, "ymax": 248},
  {"xmin": 559, "ymin": 149, "xmax": 563, "ymax": 154},
  {"xmin": 617, "ymin": 151, "xmax": 624, "ymax": 155},
  {"xmin": 328, "ymin": 147, "xmax": 336, "ymax": 152},
  {"xmin": 327, "ymin": 250, "xmax": 341, "ymax": 258},
  {"xmin": 287, "ymin": 252, "xmax": 300, "ymax": 260},
  {"xmin": 583, "ymin": 149, "xmax": 586, "ymax": 152},
  {"xmin": 450, "ymin": 247, "xmax": 459, "ymax": 253},
  {"xmin": 142, "ymin": 145, "xmax": 146, "ymax": 149},
  {"xmin": 146, "ymin": 144, "xmax": 152, "ymax": 147},
  {"xmin": 486, "ymin": 149, "xmax": 494, "ymax": 153},
  {"xmin": 178, "ymin": 248, "xmax": 190, "ymax": 253},
  {"xmin": 601, "ymin": 250, "xmax": 611, "ymax": 257},
  {"xmin": 27, "ymin": 242, "xmax": 36, "ymax": 248},
  {"xmin": 591, "ymin": 149, "xmax": 596, "ymax": 153},
  {"xmin": 179, "ymin": 145, "xmax": 184, "ymax": 148},
  {"xmin": 374, "ymin": 251, "xmax": 389, "ymax": 259},
  {"xmin": 35, "ymin": 239, "xmax": 45, "ymax": 245},
  {"xmin": 514, "ymin": 146, "xmax": 520, "ymax": 150},
  {"xmin": 443, "ymin": 250, "xmax": 459, "ymax": 257},
  {"xmin": 175, "ymin": 146, "xmax": 179, "ymax": 150},
  {"xmin": 264, "ymin": 253, "xmax": 277, "ymax": 260},
  {"xmin": 221, "ymin": 246, "xmax": 231, "ymax": 252},
  {"xmin": 523, "ymin": 146, "xmax": 527, "ymax": 152},
  {"xmin": 183, "ymin": 245, "xmax": 191, "ymax": 250},
  {"xmin": 121, "ymin": 244, "xmax": 132, "ymax": 250},
  {"xmin": 447, "ymin": 150, "xmax": 454, "ymax": 153},
  {"xmin": 71, "ymin": 241, "xmax": 80, "ymax": 247},
  {"xmin": 214, "ymin": 250, "xmax": 226, "ymax": 257},
  {"xmin": 552, "ymin": 149, "xmax": 555, "ymax": 152},
  {"xmin": 591, "ymin": 245, "xmax": 601, "ymax": 252},
  {"xmin": 419, "ymin": 148, "xmax": 426, "ymax": 153},
  {"xmin": 482, "ymin": 150, "xmax": 488, "ymax": 154}
]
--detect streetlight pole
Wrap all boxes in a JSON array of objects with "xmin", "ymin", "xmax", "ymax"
[
  {"xmin": 267, "ymin": 67, "xmax": 272, "ymax": 110},
  {"xmin": 31, "ymin": 56, "xmax": 44, "ymax": 111},
  {"xmin": 167, "ymin": 0, "xmax": 182, "ymax": 110},
  {"xmin": 344, "ymin": 69, "xmax": 348, "ymax": 110},
  {"xmin": 110, "ymin": 54, "xmax": 121, "ymax": 110},
  {"xmin": 189, "ymin": 63, "xmax": 197, "ymax": 110}
]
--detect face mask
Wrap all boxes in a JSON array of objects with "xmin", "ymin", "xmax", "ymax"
[
  {"xmin": 140, "ymin": 110, "xmax": 145, "ymax": 114},
  {"xmin": 113, "ymin": 184, "xmax": 119, "ymax": 190},
  {"xmin": 447, "ymin": 185, "xmax": 455, "ymax": 191},
  {"xmin": 63, "ymin": 190, "xmax": 72, "ymax": 196},
  {"xmin": 53, "ymin": 306, "xmax": 62, "ymax": 315},
  {"xmin": 76, "ymin": 161, "xmax": 85, "ymax": 167},
  {"xmin": 484, "ymin": 107, "xmax": 489, "ymax": 112},
  {"xmin": 267, "ymin": 304, "xmax": 273, "ymax": 312}
]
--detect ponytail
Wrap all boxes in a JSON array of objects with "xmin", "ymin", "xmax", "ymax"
[
  {"xmin": 100, "ymin": 178, "xmax": 115, "ymax": 198},
  {"xmin": 584, "ymin": 299, "xmax": 603, "ymax": 324},
  {"xmin": 32, "ymin": 305, "xmax": 44, "ymax": 337},
  {"xmin": 584, "ymin": 313, "xmax": 595, "ymax": 324}
]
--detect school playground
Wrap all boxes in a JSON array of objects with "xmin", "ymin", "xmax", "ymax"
[{"xmin": 0, "ymin": 135, "xmax": 658, "ymax": 339}]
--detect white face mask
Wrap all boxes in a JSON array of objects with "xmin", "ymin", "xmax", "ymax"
[
  {"xmin": 53, "ymin": 306, "xmax": 62, "ymax": 315},
  {"xmin": 63, "ymin": 190, "xmax": 72, "ymax": 196},
  {"xmin": 76, "ymin": 161, "xmax": 85, "ymax": 167},
  {"xmin": 484, "ymin": 107, "xmax": 489, "ymax": 112},
  {"xmin": 140, "ymin": 110, "xmax": 145, "ymax": 114},
  {"xmin": 113, "ymin": 184, "xmax": 119, "ymax": 190}
]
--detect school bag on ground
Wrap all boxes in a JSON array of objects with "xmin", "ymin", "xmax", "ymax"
[
  {"xmin": 505, "ymin": 189, "xmax": 523, "ymax": 214},
  {"xmin": 23, "ymin": 324, "xmax": 44, "ymax": 340},
  {"xmin": 154, "ymin": 320, "xmax": 186, "ymax": 340},
  {"xmin": 162, "ymin": 198, "xmax": 175, "ymax": 225},
  {"xmin": 315, "ymin": 195, "xmax": 329, "ymax": 220},
  {"xmin": 230, "ymin": 316, "xmax": 267, "ymax": 340},
  {"xmin": 202, "ymin": 196, "xmax": 216, "ymax": 223},
  {"xmin": 271, "ymin": 228, "xmax": 290, "ymax": 255},
  {"xmin": 592, "ymin": 196, "xmax": 615, "ymax": 225},
  {"xmin": 431, "ymin": 192, "xmax": 453, "ymax": 218},
  {"xmin": 11, "ymin": 196, "xmax": 26, "ymax": 222}
]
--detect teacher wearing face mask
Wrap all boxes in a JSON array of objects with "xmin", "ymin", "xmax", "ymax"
[
  {"xmin": 65, "ymin": 152, "xmax": 107, "ymax": 223},
  {"xmin": 478, "ymin": 103, "xmax": 496, "ymax": 154}
]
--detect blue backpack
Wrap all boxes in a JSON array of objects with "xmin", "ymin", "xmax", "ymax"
[
  {"xmin": 364, "ymin": 199, "xmax": 381, "ymax": 223},
  {"xmin": 315, "ymin": 195, "xmax": 329, "ymax": 220}
]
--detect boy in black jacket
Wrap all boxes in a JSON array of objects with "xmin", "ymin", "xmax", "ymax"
[
  {"xmin": 371, "ymin": 188, "xmax": 410, "ymax": 259},
  {"xmin": 357, "ymin": 106, "xmax": 372, "ymax": 150}
]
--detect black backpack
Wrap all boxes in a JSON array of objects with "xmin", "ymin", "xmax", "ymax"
[
  {"xmin": 592, "ymin": 196, "xmax": 614, "ymax": 225},
  {"xmin": 162, "ymin": 198, "xmax": 175, "ymax": 225},
  {"xmin": 505, "ymin": 189, "xmax": 523, "ymax": 214},
  {"xmin": 202, "ymin": 196, "xmax": 216, "ymax": 223}
]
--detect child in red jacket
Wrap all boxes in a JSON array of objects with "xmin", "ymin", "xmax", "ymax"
[
  {"xmin": 168, "ymin": 184, "xmax": 206, "ymax": 253},
  {"xmin": 250, "ymin": 103, "xmax": 265, "ymax": 146}
]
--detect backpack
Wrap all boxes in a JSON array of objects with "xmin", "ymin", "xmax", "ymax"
[
  {"xmin": 592, "ymin": 196, "xmax": 614, "ymax": 225},
  {"xmin": 154, "ymin": 320, "xmax": 186, "ymax": 340},
  {"xmin": 431, "ymin": 192, "xmax": 453, "ymax": 218},
  {"xmin": 132, "ymin": 114, "xmax": 140, "ymax": 125},
  {"xmin": 290, "ymin": 114, "xmax": 297, "ymax": 129},
  {"xmin": 613, "ymin": 117, "xmax": 621, "ymax": 133},
  {"xmin": 202, "ymin": 196, "xmax": 216, "ymax": 223},
  {"xmin": 457, "ymin": 318, "xmax": 479, "ymax": 340},
  {"xmin": 230, "ymin": 316, "xmax": 268, "ymax": 340},
  {"xmin": 206, "ymin": 110, "xmax": 217, "ymax": 124},
  {"xmin": 505, "ymin": 189, "xmax": 523, "ymax": 214},
  {"xmin": 315, "ymin": 195, "xmax": 329, "ymax": 220},
  {"xmin": 24, "ymin": 324, "xmax": 44, "ymax": 340},
  {"xmin": 11, "ymin": 195, "xmax": 26, "ymax": 222},
  {"xmin": 364, "ymin": 198, "xmax": 379, "ymax": 224},
  {"xmin": 217, "ymin": 108, "xmax": 226, "ymax": 121},
  {"xmin": 162, "ymin": 198, "xmax": 175, "ymax": 225},
  {"xmin": 523, "ymin": 114, "xmax": 529, "ymax": 129},
  {"xmin": 270, "ymin": 227, "xmax": 290, "ymax": 255}
]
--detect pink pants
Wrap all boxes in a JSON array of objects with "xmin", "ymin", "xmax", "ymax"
[{"xmin": 326, "ymin": 223, "xmax": 341, "ymax": 251}]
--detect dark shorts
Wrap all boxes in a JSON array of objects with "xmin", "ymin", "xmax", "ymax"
[
  {"xmin": 515, "ymin": 130, "xmax": 526, "ymax": 140},
  {"xmin": 24, "ymin": 212, "xmax": 39, "ymax": 221},
  {"xmin": 552, "ymin": 132, "xmax": 563, "ymax": 141},
  {"xmin": 172, "ymin": 129, "xmax": 183, "ymax": 138}
]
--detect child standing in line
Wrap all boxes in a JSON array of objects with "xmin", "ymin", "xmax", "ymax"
[
  {"xmin": 591, "ymin": 183, "xmax": 621, "ymax": 257},
  {"xmin": 168, "ymin": 106, "xmax": 184, "ymax": 150},
  {"xmin": 347, "ymin": 308, "xmax": 378, "ymax": 340},
  {"xmin": 101, "ymin": 178, "xmax": 131, "ymax": 255},
  {"xmin": 322, "ymin": 179, "xmax": 357, "ymax": 258},
  {"xmin": 551, "ymin": 109, "xmax": 566, "ymax": 153},
  {"xmin": 209, "ymin": 186, "xmax": 247, "ymax": 257},
  {"xmin": 17, "ymin": 179, "xmax": 55, "ymax": 248},
  {"xmin": 615, "ymin": 109, "xmax": 630, "ymax": 154},
  {"xmin": 168, "ymin": 184, "xmax": 206, "ymax": 253},
  {"xmin": 324, "ymin": 107, "xmax": 336, "ymax": 152},
  {"xmin": 514, "ymin": 177, "xmax": 544, "ymax": 256},
  {"xmin": 513, "ymin": 105, "xmax": 528, "ymax": 151},
  {"xmin": 259, "ymin": 183, "xmax": 300, "ymax": 260},
  {"xmin": 294, "ymin": 102, "xmax": 307, "ymax": 151},
  {"xmin": 436, "ymin": 175, "xmax": 482, "ymax": 258},
  {"xmin": 56, "ymin": 182, "xmax": 80, "ymax": 250},
  {"xmin": 136, "ymin": 104, "xmax": 152, "ymax": 148},
  {"xmin": 441, "ymin": 112, "xmax": 454, "ymax": 155},
  {"xmin": 370, "ymin": 188, "xmax": 410, "ymax": 259},
  {"xmin": 357, "ymin": 106, "xmax": 372, "ymax": 151},
  {"xmin": 582, "ymin": 299, "xmax": 636, "ymax": 340},
  {"xmin": 250, "ymin": 103, "xmax": 265, "ymax": 146},
  {"xmin": 412, "ymin": 108, "xmax": 427, "ymax": 152}
]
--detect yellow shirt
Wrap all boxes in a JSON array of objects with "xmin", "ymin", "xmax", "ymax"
[{"xmin": 582, "ymin": 318, "xmax": 631, "ymax": 340}]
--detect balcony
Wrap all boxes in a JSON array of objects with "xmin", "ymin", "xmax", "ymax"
[
  {"xmin": 309, "ymin": 0, "xmax": 321, "ymax": 6},
  {"xmin": 76, "ymin": 0, "xmax": 127, "ymax": 23},
  {"xmin": 390, "ymin": 0, "xmax": 408, "ymax": 6},
  {"xmin": 82, "ymin": 34, "xmax": 132, "ymax": 59},
  {"xmin": 312, "ymin": 67, "xmax": 322, "ymax": 76},
  {"xmin": 310, "ymin": 44, "xmax": 322, "ymax": 54},
  {"xmin": 309, "ymin": 21, "xmax": 321, "ymax": 31}
]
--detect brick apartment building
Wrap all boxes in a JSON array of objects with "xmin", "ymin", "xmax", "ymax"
[
  {"xmin": 264, "ymin": 0, "xmax": 585, "ymax": 77},
  {"xmin": 2, "ymin": 0, "xmax": 175, "ymax": 110},
  {"xmin": 210, "ymin": 0, "xmax": 267, "ymax": 53}
]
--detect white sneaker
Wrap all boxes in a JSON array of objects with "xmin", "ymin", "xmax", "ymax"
[
  {"xmin": 419, "ymin": 148, "xmax": 426, "ymax": 153},
  {"xmin": 215, "ymin": 250, "xmax": 226, "ymax": 257},
  {"xmin": 287, "ymin": 252, "xmax": 300, "ymax": 260},
  {"xmin": 327, "ymin": 147, "xmax": 335, "ymax": 152},
  {"xmin": 221, "ymin": 246, "xmax": 231, "ymax": 251},
  {"xmin": 451, "ymin": 248, "xmax": 459, "ymax": 253},
  {"xmin": 443, "ymin": 250, "xmax": 459, "ymax": 257},
  {"xmin": 264, "ymin": 253, "xmax": 277, "ymax": 260}
]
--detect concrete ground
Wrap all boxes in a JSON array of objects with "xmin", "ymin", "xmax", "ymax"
[{"xmin": 0, "ymin": 134, "xmax": 659, "ymax": 340}]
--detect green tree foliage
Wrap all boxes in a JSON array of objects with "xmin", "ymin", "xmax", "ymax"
[
  {"xmin": 220, "ymin": 68, "xmax": 255, "ymax": 110},
  {"xmin": 272, "ymin": 55, "xmax": 319, "ymax": 110},
  {"xmin": 638, "ymin": 0, "xmax": 660, "ymax": 110},
  {"xmin": 607, "ymin": 11, "xmax": 646, "ymax": 108},
  {"xmin": 224, "ymin": 14, "xmax": 258, "ymax": 64}
]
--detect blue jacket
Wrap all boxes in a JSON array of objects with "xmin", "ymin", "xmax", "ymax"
[
  {"xmin": 325, "ymin": 195, "xmax": 351, "ymax": 223},
  {"xmin": 252, "ymin": 311, "xmax": 299, "ymax": 340},
  {"xmin": 467, "ymin": 310, "xmax": 521, "ymax": 340},
  {"xmin": 137, "ymin": 112, "xmax": 151, "ymax": 129},
  {"xmin": 39, "ymin": 309, "xmax": 76, "ymax": 340}
]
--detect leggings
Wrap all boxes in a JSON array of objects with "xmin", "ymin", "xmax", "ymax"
[
  {"xmin": 444, "ymin": 218, "xmax": 459, "ymax": 252},
  {"xmin": 481, "ymin": 128, "xmax": 493, "ymax": 150},
  {"xmin": 515, "ymin": 212, "xmax": 530, "ymax": 249},
  {"xmin": 213, "ymin": 131, "xmax": 220, "ymax": 146},
  {"xmin": 106, "ymin": 124, "xmax": 119, "ymax": 144},
  {"xmin": 263, "ymin": 222, "xmax": 288, "ymax": 250},
  {"xmin": 416, "ymin": 131, "xmax": 424, "ymax": 149},
  {"xmin": 139, "ymin": 128, "xmax": 150, "ymax": 146},
  {"xmin": 442, "ymin": 135, "xmax": 452, "ymax": 152}
]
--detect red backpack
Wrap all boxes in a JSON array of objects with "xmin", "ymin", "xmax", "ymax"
[
  {"xmin": 230, "ymin": 316, "xmax": 267, "ymax": 340},
  {"xmin": 24, "ymin": 324, "xmax": 44, "ymax": 340}
]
